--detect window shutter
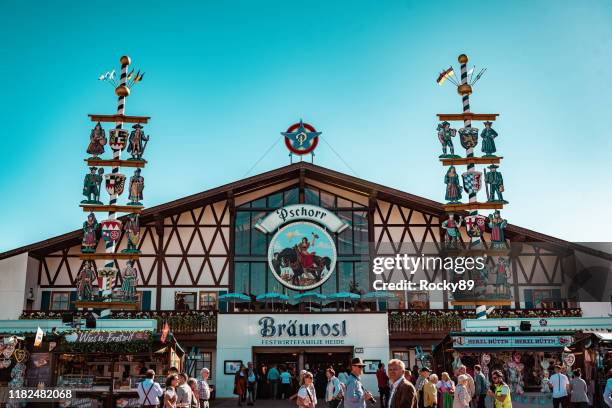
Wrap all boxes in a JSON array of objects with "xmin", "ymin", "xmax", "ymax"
[
  {"xmin": 69, "ymin": 291, "xmax": 77, "ymax": 310},
  {"xmin": 219, "ymin": 290, "xmax": 227, "ymax": 313},
  {"xmin": 524, "ymin": 289, "xmax": 534, "ymax": 309},
  {"xmin": 141, "ymin": 291, "xmax": 151, "ymax": 311},
  {"xmin": 40, "ymin": 291, "xmax": 51, "ymax": 311}
]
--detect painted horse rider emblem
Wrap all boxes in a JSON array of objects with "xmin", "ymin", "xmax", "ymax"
[
  {"xmin": 459, "ymin": 127, "xmax": 479, "ymax": 150},
  {"xmin": 461, "ymin": 170, "xmax": 483, "ymax": 195},
  {"xmin": 281, "ymin": 120, "xmax": 321, "ymax": 156},
  {"xmin": 268, "ymin": 221, "xmax": 336, "ymax": 290}
]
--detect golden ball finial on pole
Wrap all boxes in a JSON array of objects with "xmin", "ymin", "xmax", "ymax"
[
  {"xmin": 120, "ymin": 55, "xmax": 131, "ymax": 66},
  {"xmin": 115, "ymin": 85, "xmax": 130, "ymax": 97},
  {"xmin": 458, "ymin": 54, "xmax": 468, "ymax": 64}
]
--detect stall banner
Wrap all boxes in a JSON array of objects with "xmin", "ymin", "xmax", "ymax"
[
  {"xmin": 64, "ymin": 331, "xmax": 150, "ymax": 343},
  {"xmin": 452, "ymin": 335, "xmax": 574, "ymax": 348}
]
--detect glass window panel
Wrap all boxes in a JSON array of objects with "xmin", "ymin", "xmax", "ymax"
[
  {"xmin": 175, "ymin": 292, "xmax": 196, "ymax": 310},
  {"xmin": 199, "ymin": 292, "xmax": 218, "ymax": 310},
  {"xmin": 284, "ymin": 188, "xmax": 299, "ymax": 205},
  {"xmin": 337, "ymin": 211, "xmax": 353, "ymax": 255},
  {"xmin": 252, "ymin": 229, "xmax": 267, "ymax": 256},
  {"xmin": 250, "ymin": 263, "xmax": 266, "ymax": 296},
  {"xmin": 355, "ymin": 262, "xmax": 370, "ymax": 294},
  {"xmin": 51, "ymin": 292, "xmax": 70, "ymax": 310},
  {"xmin": 251, "ymin": 197, "xmax": 267, "ymax": 208},
  {"xmin": 353, "ymin": 211, "xmax": 369, "ymax": 255},
  {"xmin": 266, "ymin": 267, "xmax": 283, "ymax": 293},
  {"xmin": 337, "ymin": 197, "xmax": 352, "ymax": 208},
  {"xmin": 320, "ymin": 191, "xmax": 335, "ymax": 209},
  {"xmin": 304, "ymin": 187, "xmax": 319, "ymax": 205},
  {"xmin": 338, "ymin": 262, "xmax": 354, "ymax": 293},
  {"xmin": 235, "ymin": 212, "xmax": 251, "ymax": 255},
  {"xmin": 322, "ymin": 270, "xmax": 338, "ymax": 295},
  {"xmin": 235, "ymin": 262, "xmax": 250, "ymax": 294},
  {"xmin": 268, "ymin": 192, "xmax": 283, "ymax": 208}
]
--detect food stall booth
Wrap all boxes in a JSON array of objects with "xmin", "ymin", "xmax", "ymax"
[
  {"xmin": 55, "ymin": 330, "xmax": 184, "ymax": 407},
  {"xmin": 570, "ymin": 331, "xmax": 612, "ymax": 407}
]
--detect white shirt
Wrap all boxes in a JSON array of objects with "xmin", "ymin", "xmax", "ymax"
[
  {"xmin": 137, "ymin": 379, "xmax": 163, "ymax": 406},
  {"xmin": 298, "ymin": 385, "xmax": 317, "ymax": 406},
  {"xmin": 388, "ymin": 377, "xmax": 404, "ymax": 407},
  {"xmin": 550, "ymin": 373, "xmax": 569, "ymax": 398}
]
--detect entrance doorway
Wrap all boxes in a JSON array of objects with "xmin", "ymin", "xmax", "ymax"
[{"xmin": 253, "ymin": 347, "xmax": 352, "ymax": 399}]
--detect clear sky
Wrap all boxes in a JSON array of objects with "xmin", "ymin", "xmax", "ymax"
[{"xmin": 1, "ymin": 0, "xmax": 611, "ymax": 252}]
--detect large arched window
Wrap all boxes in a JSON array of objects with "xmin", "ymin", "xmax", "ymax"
[{"xmin": 234, "ymin": 185, "xmax": 369, "ymax": 299}]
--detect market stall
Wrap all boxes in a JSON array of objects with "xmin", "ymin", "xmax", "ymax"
[
  {"xmin": 54, "ymin": 330, "xmax": 184, "ymax": 407},
  {"xmin": 570, "ymin": 331, "xmax": 612, "ymax": 407},
  {"xmin": 434, "ymin": 331, "xmax": 575, "ymax": 407}
]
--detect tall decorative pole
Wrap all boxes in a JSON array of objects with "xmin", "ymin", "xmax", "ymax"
[
  {"xmin": 77, "ymin": 55, "xmax": 149, "ymax": 311},
  {"xmin": 103, "ymin": 56, "xmax": 130, "ymax": 298},
  {"xmin": 436, "ymin": 53, "xmax": 510, "ymax": 317}
]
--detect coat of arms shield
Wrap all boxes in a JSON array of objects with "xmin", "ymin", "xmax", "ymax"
[
  {"xmin": 109, "ymin": 129, "xmax": 129, "ymax": 151},
  {"xmin": 461, "ymin": 170, "xmax": 483, "ymax": 195},
  {"xmin": 464, "ymin": 214, "xmax": 487, "ymax": 238},
  {"xmin": 459, "ymin": 127, "xmax": 479, "ymax": 150},
  {"xmin": 105, "ymin": 173, "xmax": 126, "ymax": 196}
]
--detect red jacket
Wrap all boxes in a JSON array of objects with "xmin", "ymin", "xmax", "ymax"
[{"xmin": 377, "ymin": 368, "xmax": 390, "ymax": 389}]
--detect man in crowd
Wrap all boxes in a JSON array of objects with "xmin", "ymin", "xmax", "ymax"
[
  {"xmin": 198, "ymin": 368, "xmax": 211, "ymax": 408},
  {"xmin": 376, "ymin": 362, "xmax": 390, "ymax": 408},
  {"xmin": 386, "ymin": 359, "xmax": 417, "ymax": 408},
  {"xmin": 177, "ymin": 372, "xmax": 194, "ymax": 408},
  {"xmin": 473, "ymin": 365, "xmax": 488, "ymax": 408},
  {"xmin": 325, "ymin": 367, "xmax": 343, "ymax": 408},
  {"xmin": 267, "ymin": 364, "xmax": 280, "ymax": 400},
  {"xmin": 246, "ymin": 361, "xmax": 258, "ymax": 405},
  {"xmin": 415, "ymin": 367, "xmax": 430, "ymax": 408},
  {"xmin": 137, "ymin": 369, "xmax": 163, "ymax": 408},
  {"xmin": 549, "ymin": 364, "xmax": 570, "ymax": 408},
  {"xmin": 345, "ymin": 358, "xmax": 374, "ymax": 408},
  {"xmin": 487, "ymin": 370, "xmax": 512, "ymax": 408}
]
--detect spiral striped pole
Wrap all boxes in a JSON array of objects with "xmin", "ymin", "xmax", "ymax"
[
  {"xmin": 457, "ymin": 54, "xmax": 480, "ymax": 248},
  {"xmin": 103, "ymin": 55, "xmax": 131, "ymax": 297}
]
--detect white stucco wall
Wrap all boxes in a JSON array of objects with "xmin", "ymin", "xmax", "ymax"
[
  {"xmin": 215, "ymin": 313, "xmax": 389, "ymax": 398},
  {"xmin": 0, "ymin": 253, "xmax": 29, "ymax": 319}
]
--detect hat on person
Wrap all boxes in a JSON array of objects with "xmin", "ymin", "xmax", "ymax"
[
  {"xmin": 351, "ymin": 357, "xmax": 366, "ymax": 367},
  {"xmin": 420, "ymin": 367, "xmax": 431, "ymax": 373}
]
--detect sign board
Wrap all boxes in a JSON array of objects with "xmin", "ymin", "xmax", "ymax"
[
  {"xmin": 452, "ymin": 335, "xmax": 574, "ymax": 349},
  {"xmin": 64, "ymin": 331, "xmax": 150, "ymax": 343}
]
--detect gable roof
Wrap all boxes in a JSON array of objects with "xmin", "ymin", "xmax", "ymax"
[{"xmin": 1, "ymin": 162, "xmax": 609, "ymax": 261}]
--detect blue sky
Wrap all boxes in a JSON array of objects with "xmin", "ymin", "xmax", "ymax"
[{"xmin": 1, "ymin": 0, "xmax": 611, "ymax": 252}]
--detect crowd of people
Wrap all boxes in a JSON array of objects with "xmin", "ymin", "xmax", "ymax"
[{"xmin": 135, "ymin": 367, "xmax": 212, "ymax": 408}]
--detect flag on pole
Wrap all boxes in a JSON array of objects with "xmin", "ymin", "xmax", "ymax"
[
  {"xmin": 436, "ymin": 67, "xmax": 455, "ymax": 85},
  {"xmin": 161, "ymin": 321, "xmax": 170, "ymax": 344},
  {"xmin": 34, "ymin": 327, "xmax": 44, "ymax": 347}
]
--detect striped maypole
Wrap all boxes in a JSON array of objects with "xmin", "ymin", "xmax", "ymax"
[
  {"xmin": 103, "ymin": 55, "xmax": 131, "ymax": 297},
  {"xmin": 458, "ymin": 54, "xmax": 487, "ymax": 318},
  {"xmin": 457, "ymin": 54, "xmax": 480, "ymax": 248}
]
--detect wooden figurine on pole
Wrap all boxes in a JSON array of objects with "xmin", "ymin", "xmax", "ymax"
[
  {"xmin": 436, "ymin": 53, "xmax": 511, "ymax": 307},
  {"xmin": 76, "ymin": 55, "xmax": 149, "ymax": 311}
]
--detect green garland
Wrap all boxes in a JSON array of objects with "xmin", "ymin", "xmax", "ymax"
[{"xmin": 57, "ymin": 330, "xmax": 153, "ymax": 354}]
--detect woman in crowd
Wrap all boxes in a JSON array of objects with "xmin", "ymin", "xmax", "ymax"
[
  {"xmin": 234, "ymin": 363, "xmax": 247, "ymax": 406},
  {"xmin": 569, "ymin": 368, "xmax": 590, "ymax": 408},
  {"xmin": 164, "ymin": 374, "xmax": 179, "ymax": 408},
  {"xmin": 296, "ymin": 371, "xmax": 317, "ymax": 408},
  {"xmin": 453, "ymin": 374, "xmax": 471, "ymax": 408},
  {"xmin": 436, "ymin": 372, "xmax": 455, "ymax": 408},
  {"xmin": 424, "ymin": 373, "xmax": 438, "ymax": 408}
]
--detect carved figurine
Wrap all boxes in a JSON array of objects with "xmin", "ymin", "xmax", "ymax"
[
  {"xmin": 444, "ymin": 166, "xmax": 462, "ymax": 203},
  {"xmin": 82, "ymin": 167, "xmax": 103, "ymax": 204},
  {"xmin": 122, "ymin": 214, "xmax": 141, "ymax": 253},
  {"xmin": 76, "ymin": 261, "xmax": 97, "ymax": 301},
  {"xmin": 437, "ymin": 121, "xmax": 459, "ymax": 158},
  {"xmin": 441, "ymin": 213, "xmax": 463, "ymax": 249},
  {"xmin": 495, "ymin": 257, "xmax": 511, "ymax": 297},
  {"xmin": 481, "ymin": 121, "xmax": 498, "ymax": 157},
  {"xmin": 81, "ymin": 213, "xmax": 99, "ymax": 253},
  {"xmin": 127, "ymin": 169, "xmax": 144, "ymax": 206},
  {"xmin": 121, "ymin": 260, "xmax": 139, "ymax": 301},
  {"xmin": 87, "ymin": 122, "xmax": 107, "ymax": 158},
  {"xmin": 484, "ymin": 165, "xmax": 507, "ymax": 203},
  {"xmin": 94, "ymin": 167, "xmax": 104, "ymax": 203},
  {"xmin": 488, "ymin": 211, "xmax": 508, "ymax": 249},
  {"xmin": 127, "ymin": 124, "xmax": 150, "ymax": 160}
]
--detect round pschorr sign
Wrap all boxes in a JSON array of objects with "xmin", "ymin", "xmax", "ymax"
[{"xmin": 268, "ymin": 221, "xmax": 337, "ymax": 291}]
